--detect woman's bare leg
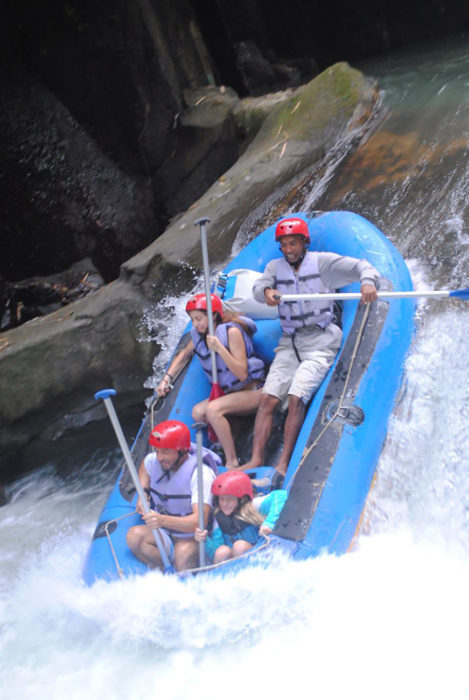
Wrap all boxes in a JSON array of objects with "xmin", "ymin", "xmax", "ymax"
[
  {"xmin": 205, "ymin": 389, "xmax": 262, "ymax": 469},
  {"xmin": 213, "ymin": 545, "xmax": 233, "ymax": 563},
  {"xmin": 192, "ymin": 398, "xmax": 209, "ymax": 422},
  {"xmin": 231, "ymin": 540, "xmax": 253, "ymax": 558}
]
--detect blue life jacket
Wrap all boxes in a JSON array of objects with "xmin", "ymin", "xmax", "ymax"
[
  {"xmin": 214, "ymin": 510, "xmax": 260, "ymax": 547},
  {"xmin": 191, "ymin": 316, "xmax": 265, "ymax": 392}
]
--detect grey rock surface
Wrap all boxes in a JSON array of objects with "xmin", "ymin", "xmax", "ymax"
[{"xmin": 0, "ymin": 63, "xmax": 379, "ymax": 472}]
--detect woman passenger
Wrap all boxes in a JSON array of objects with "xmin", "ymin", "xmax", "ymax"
[{"xmin": 157, "ymin": 293, "xmax": 265, "ymax": 469}]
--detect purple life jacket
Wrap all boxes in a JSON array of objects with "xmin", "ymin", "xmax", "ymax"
[
  {"xmin": 191, "ymin": 316, "xmax": 265, "ymax": 392},
  {"xmin": 144, "ymin": 444, "xmax": 220, "ymax": 539}
]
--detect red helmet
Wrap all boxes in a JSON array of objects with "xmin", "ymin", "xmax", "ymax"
[
  {"xmin": 149, "ymin": 420, "xmax": 191, "ymax": 450},
  {"xmin": 185, "ymin": 293, "xmax": 223, "ymax": 316},
  {"xmin": 275, "ymin": 217, "xmax": 310, "ymax": 245},
  {"xmin": 211, "ymin": 471, "xmax": 253, "ymax": 499}
]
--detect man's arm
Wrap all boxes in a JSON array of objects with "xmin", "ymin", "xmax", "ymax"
[
  {"xmin": 141, "ymin": 464, "xmax": 214, "ymax": 534},
  {"xmin": 135, "ymin": 459, "xmax": 151, "ymax": 514},
  {"xmin": 318, "ymin": 252, "xmax": 380, "ymax": 290},
  {"xmin": 142, "ymin": 503, "xmax": 211, "ymax": 533},
  {"xmin": 252, "ymin": 260, "xmax": 279, "ymax": 304},
  {"xmin": 318, "ymin": 252, "xmax": 379, "ymax": 302}
]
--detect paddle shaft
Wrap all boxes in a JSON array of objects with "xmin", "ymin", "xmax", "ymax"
[
  {"xmin": 279, "ymin": 289, "xmax": 457, "ymax": 302},
  {"xmin": 194, "ymin": 424, "xmax": 207, "ymax": 567},
  {"xmin": 96, "ymin": 391, "xmax": 174, "ymax": 572},
  {"xmin": 196, "ymin": 217, "xmax": 218, "ymax": 383}
]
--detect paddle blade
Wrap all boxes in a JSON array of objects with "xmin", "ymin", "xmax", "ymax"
[
  {"xmin": 209, "ymin": 383, "xmax": 224, "ymax": 400},
  {"xmin": 207, "ymin": 424, "xmax": 218, "ymax": 443},
  {"xmin": 207, "ymin": 383, "xmax": 224, "ymax": 443},
  {"xmin": 449, "ymin": 287, "xmax": 469, "ymax": 299}
]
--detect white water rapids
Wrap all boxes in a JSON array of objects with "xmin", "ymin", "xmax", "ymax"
[{"xmin": 1, "ymin": 38, "xmax": 468, "ymax": 699}]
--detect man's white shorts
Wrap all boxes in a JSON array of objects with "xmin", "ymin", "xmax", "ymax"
[
  {"xmin": 155, "ymin": 527, "xmax": 175, "ymax": 561},
  {"xmin": 262, "ymin": 324, "xmax": 342, "ymax": 405}
]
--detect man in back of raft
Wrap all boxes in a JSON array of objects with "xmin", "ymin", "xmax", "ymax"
[
  {"xmin": 127, "ymin": 419, "xmax": 219, "ymax": 571},
  {"xmin": 241, "ymin": 217, "xmax": 380, "ymax": 487}
]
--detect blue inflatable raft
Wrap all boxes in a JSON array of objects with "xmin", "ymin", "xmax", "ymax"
[{"xmin": 83, "ymin": 210, "xmax": 415, "ymax": 585}]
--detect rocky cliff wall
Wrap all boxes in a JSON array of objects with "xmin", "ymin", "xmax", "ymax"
[
  {"xmin": 0, "ymin": 64, "xmax": 379, "ymax": 473},
  {"xmin": 1, "ymin": 0, "xmax": 467, "ymax": 474}
]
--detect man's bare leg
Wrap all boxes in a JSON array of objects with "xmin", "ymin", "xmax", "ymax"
[
  {"xmin": 126, "ymin": 525, "xmax": 164, "ymax": 569},
  {"xmin": 173, "ymin": 539, "xmax": 199, "ymax": 571},
  {"xmin": 276, "ymin": 395, "xmax": 306, "ymax": 476},
  {"xmin": 241, "ymin": 393, "xmax": 280, "ymax": 469}
]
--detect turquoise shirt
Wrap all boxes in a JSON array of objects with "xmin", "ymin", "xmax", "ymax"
[{"xmin": 205, "ymin": 489, "xmax": 287, "ymax": 561}]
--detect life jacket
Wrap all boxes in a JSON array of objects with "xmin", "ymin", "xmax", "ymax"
[
  {"xmin": 214, "ymin": 510, "xmax": 260, "ymax": 547},
  {"xmin": 145, "ymin": 443, "xmax": 220, "ymax": 539},
  {"xmin": 275, "ymin": 252, "xmax": 335, "ymax": 335},
  {"xmin": 191, "ymin": 316, "xmax": 265, "ymax": 392}
]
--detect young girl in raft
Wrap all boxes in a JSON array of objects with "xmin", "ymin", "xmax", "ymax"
[
  {"xmin": 156, "ymin": 293, "xmax": 265, "ymax": 469},
  {"xmin": 194, "ymin": 471, "xmax": 287, "ymax": 563}
]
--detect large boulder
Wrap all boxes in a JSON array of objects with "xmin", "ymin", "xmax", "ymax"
[
  {"xmin": 154, "ymin": 86, "xmax": 242, "ymax": 218},
  {"xmin": 1, "ymin": 73, "xmax": 157, "ymax": 284},
  {"xmin": 122, "ymin": 62, "xmax": 379, "ymax": 290},
  {"xmin": 0, "ymin": 0, "xmax": 235, "ymax": 285},
  {"xmin": 0, "ymin": 63, "xmax": 379, "ymax": 473},
  {"xmin": 0, "ymin": 280, "xmax": 153, "ymax": 466},
  {"xmin": 1, "ymin": 259, "xmax": 104, "ymax": 330}
]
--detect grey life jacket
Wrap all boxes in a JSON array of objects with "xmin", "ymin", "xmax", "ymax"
[{"xmin": 275, "ymin": 252, "xmax": 335, "ymax": 335}]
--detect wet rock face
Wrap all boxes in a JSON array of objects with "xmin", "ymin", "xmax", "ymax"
[
  {"xmin": 2, "ymin": 0, "xmax": 468, "ymax": 312},
  {"xmin": 154, "ymin": 87, "xmax": 242, "ymax": 219},
  {"xmin": 1, "ymin": 73, "xmax": 159, "ymax": 284},
  {"xmin": 1, "ymin": 0, "xmax": 467, "ymax": 473},
  {"xmin": 192, "ymin": 0, "xmax": 469, "ymax": 85},
  {"xmin": 1, "ymin": 1, "xmax": 179, "ymax": 283},
  {"xmin": 0, "ymin": 278, "xmax": 155, "ymax": 472},
  {"xmin": 0, "ymin": 63, "xmax": 379, "ymax": 473},
  {"xmin": 234, "ymin": 40, "xmax": 317, "ymax": 96},
  {"xmin": 1, "ymin": 259, "xmax": 104, "ymax": 332},
  {"xmin": 0, "ymin": 0, "xmax": 234, "ymax": 299}
]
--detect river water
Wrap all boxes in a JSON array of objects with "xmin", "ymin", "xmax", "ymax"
[{"xmin": 1, "ymin": 38, "xmax": 468, "ymax": 699}]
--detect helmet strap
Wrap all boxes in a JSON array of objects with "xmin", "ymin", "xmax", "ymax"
[
  {"xmin": 287, "ymin": 245, "xmax": 308, "ymax": 269},
  {"xmin": 169, "ymin": 450, "xmax": 188, "ymax": 472},
  {"xmin": 289, "ymin": 254, "xmax": 304, "ymax": 270}
]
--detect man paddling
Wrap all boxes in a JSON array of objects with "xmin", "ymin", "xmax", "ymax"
[
  {"xmin": 126, "ymin": 420, "xmax": 220, "ymax": 571},
  {"xmin": 241, "ymin": 217, "xmax": 380, "ymax": 486}
]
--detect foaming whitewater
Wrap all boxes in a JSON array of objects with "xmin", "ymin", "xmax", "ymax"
[
  {"xmin": 2, "ymin": 277, "xmax": 468, "ymax": 700},
  {"xmin": 2, "ymin": 516, "xmax": 469, "ymax": 698},
  {"xmin": 2, "ymin": 38, "xmax": 469, "ymax": 700},
  {"xmin": 140, "ymin": 273, "xmax": 201, "ymax": 388}
]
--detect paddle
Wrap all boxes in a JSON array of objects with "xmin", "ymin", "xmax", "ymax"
[
  {"xmin": 192, "ymin": 421, "xmax": 207, "ymax": 567},
  {"xmin": 195, "ymin": 217, "xmax": 224, "ymax": 442},
  {"xmin": 278, "ymin": 287, "xmax": 469, "ymax": 302},
  {"xmin": 95, "ymin": 389, "xmax": 175, "ymax": 574}
]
